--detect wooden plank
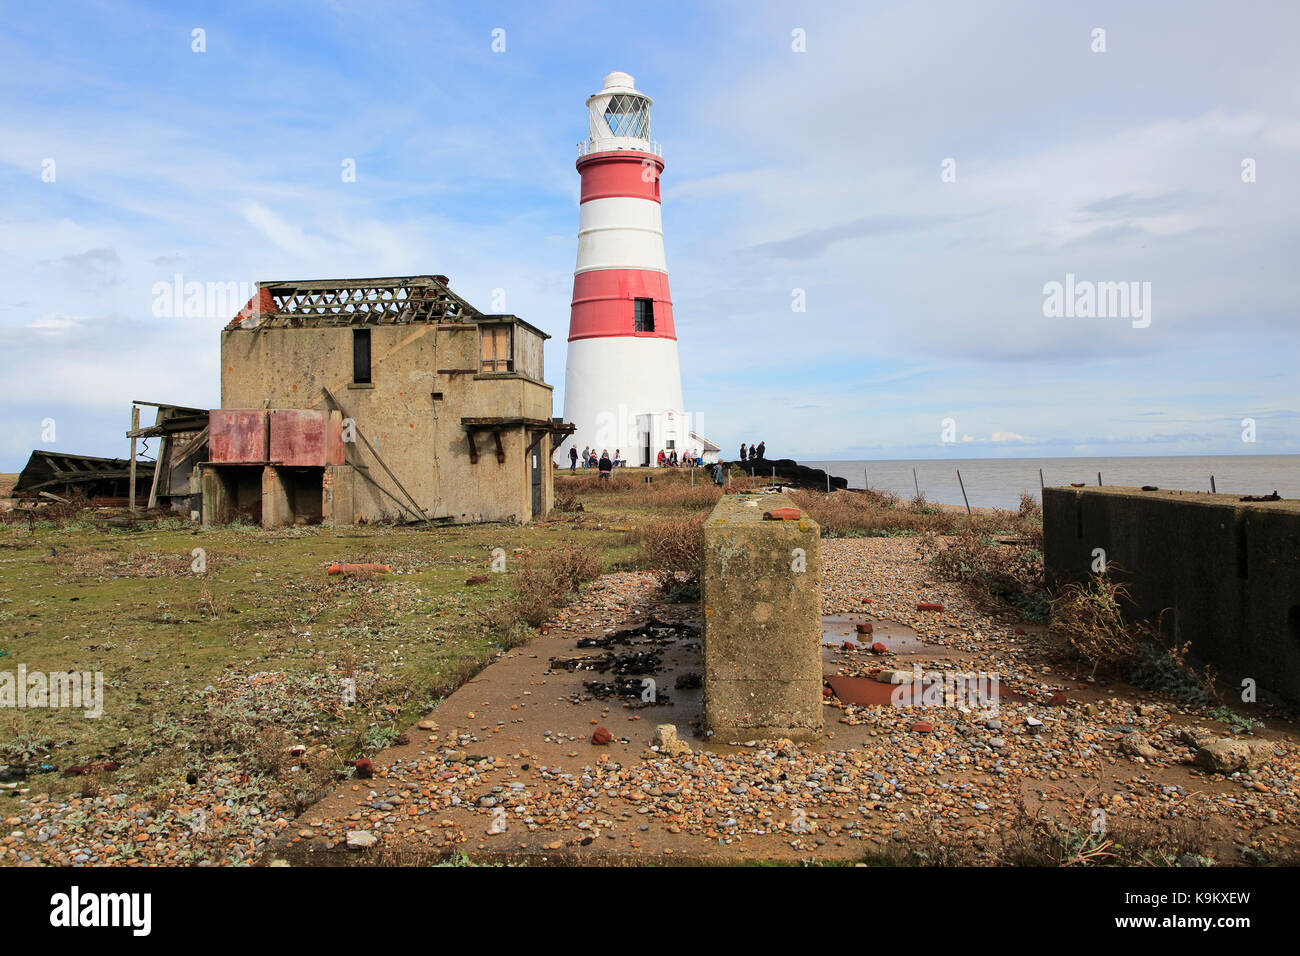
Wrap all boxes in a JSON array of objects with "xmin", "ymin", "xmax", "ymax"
[
  {"xmin": 129, "ymin": 406, "xmax": 140, "ymax": 512},
  {"xmin": 170, "ymin": 425, "xmax": 210, "ymax": 466},
  {"xmin": 146, "ymin": 436, "xmax": 167, "ymax": 509}
]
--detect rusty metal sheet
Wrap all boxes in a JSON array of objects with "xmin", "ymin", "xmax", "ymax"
[
  {"xmin": 268, "ymin": 409, "xmax": 342, "ymax": 466},
  {"xmin": 209, "ymin": 409, "xmax": 268, "ymax": 463}
]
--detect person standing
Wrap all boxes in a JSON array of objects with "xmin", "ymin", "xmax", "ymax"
[
  {"xmin": 713, "ymin": 459, "xmax": 725, "ymax": 486},
  {"xmin": 739, "ymin": 443, "xmax": 747, "ymax": 461},
  {"xmin": 598, "ymin": 449, "xmax": 612, "ymax": 480},
  {"xmin": 569, "ymin": 445, "xmax": 579, "ymax": 471},
  {"xmin": 581, "ymin": 445, "xmax": 590, "ymax": 469},
  {"xmin": 756, "ymin": 440, "xmax": 766, "ymax": 460}
]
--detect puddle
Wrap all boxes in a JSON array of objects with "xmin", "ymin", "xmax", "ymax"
[{"xmin": 821, "ymin": 614, "xmax": 924, "ymax": 652}]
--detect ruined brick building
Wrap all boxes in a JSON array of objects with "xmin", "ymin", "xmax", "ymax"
[{"xmin": 201, "ymin": 275, "xmax": 572, "ymax": 527}]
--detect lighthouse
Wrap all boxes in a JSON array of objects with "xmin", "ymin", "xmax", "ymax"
[{"xmin": 562, "ymin": 72, "xmax": 686, "ymax": 467}]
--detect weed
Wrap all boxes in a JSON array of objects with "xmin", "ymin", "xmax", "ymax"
[
  {"xmin": 1208, "ymin": 705, "xmax": 1262, "ymax": 736},
  {"xmin": 1050, "ymin": 573, "xmax": 1217, "ymax": 704},
  {"xmin": 928, "ymin": 528, "xmax": 1049, "ymax": 621}
]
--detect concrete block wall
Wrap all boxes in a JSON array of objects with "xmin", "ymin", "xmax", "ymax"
[
  {"xmin": 1044, "ymin": 486, "xmax": 1300, "ymax": 705},
  {"xmin": 702, "ymin": 492, "xmax": 823, "ymax": 739}
]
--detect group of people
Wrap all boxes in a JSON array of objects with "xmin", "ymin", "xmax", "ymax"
[
  {"xmin": 569, "ymin": 445, "xmax": 624, "ymax": 474},
  {"xmin": 567, "ymin": 444, "xmax": 706, "ymax": 472},
  {"xmin": 562, "ymin": 439, "xmax": 764, "ymax": 487},
  {"xmin": 655, "ymin": 448, "xmax": 703, "ymax": 468}
]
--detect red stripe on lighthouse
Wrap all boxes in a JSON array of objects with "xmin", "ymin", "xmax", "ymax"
[
  {"xmin": 569, "ymin": 269, "xmax": 675, "ymax": 341},
  {"xmin": 577, "ymin": 151, "xmax": 663, "ymax": 203}
]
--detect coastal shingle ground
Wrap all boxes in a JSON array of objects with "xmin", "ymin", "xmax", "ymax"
[
  {"xmin": 265, "ymin": 538, "xmax": 1299, "ymax": 865},
  {"xmin": 5, "ymin": 536, "xmax": 1295, "ymax": 866}
]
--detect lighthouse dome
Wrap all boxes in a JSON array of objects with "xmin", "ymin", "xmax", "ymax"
[{"xmin": 602, "ymin": 71, "xmax": 636, "ymax": 91}]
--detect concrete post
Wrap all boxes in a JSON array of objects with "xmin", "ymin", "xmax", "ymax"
[
  {"xmin": 702, "ymin": 492, "xmax": 823, "ymax": 739},
  {"xmin": 200, "ymin": 465, "xmax": 231, "ymax": 525},
  {"xmin": 261, "ymin": 465, "xmax": 291, "ymax": 528}
]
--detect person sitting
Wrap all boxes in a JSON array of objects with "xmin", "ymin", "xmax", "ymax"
[
  {"xmin": 598, "ymin": 450, "xmax": 612, "ymax": 480},
  {"xmin": 613, "ymin": 448, "xmax": 622, "ymax": 467},
  {"xmin": 656, "ymin": 449, "xmax": 667, "ymax": 467}
]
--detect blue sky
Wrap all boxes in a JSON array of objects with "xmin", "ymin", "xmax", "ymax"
[{"xmin": 2, "ymin": 0, "xmax": 1298, "ymax": 470}]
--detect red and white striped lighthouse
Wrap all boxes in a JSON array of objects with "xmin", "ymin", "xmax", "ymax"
[{"xmin": 563, "ymin": 72, "xmax": 686, "ymax": 467}]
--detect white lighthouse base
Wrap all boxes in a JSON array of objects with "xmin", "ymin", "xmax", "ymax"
[{"xmin": 562, "ymin": 336, "xmax": 687, "ymax": 466}]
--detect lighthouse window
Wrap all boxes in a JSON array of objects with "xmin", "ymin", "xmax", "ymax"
[
  {"xmin": 634, "ymin": 298, "xmax": 655, "ymax": 332},
  {"xmin": 603, "ymin": 94, "xmax": 650, "ymax": 139}
]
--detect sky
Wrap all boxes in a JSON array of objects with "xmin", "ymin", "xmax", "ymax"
[{"xmin": 2, "ymin": 0, "xmax": 1298, "ymax": 471}]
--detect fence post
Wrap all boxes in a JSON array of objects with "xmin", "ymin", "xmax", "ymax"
[{"xmin": 957, "ymin": 468, "xmax": 971, "ymax": 516}]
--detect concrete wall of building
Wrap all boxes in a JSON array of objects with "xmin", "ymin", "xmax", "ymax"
[
  {"xmin": 1044, "ymin": 486, "xmax": 1300, "ymax": 706},
  {"xmin": 219, "ymin": 321, "xmax": 554, "ymax": 524},
  {"xmin": 702, "ymin": 492, "xmax": 823, "ymax": 739}
]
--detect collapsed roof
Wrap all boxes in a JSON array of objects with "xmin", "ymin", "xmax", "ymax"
[{"xmin": 225, "ymin": 275, "xmax": 482, "ymax": 330}]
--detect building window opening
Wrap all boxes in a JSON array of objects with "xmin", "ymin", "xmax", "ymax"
[
  {"xmin": 480, "ymin": 324, "xmax": 513, "ymax": 373},
  {"xmin": 353, "ymin": 329, "xmax": 372, "ymax": 384}
]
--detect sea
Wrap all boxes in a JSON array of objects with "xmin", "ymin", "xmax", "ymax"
[{"xmin": 801, "ymin": 455, "xmax": 1300, "ymax": 511}]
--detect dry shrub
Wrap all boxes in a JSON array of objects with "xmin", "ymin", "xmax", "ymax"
[
  {"xmin": 929, "ymin": 528, "xmax": 1048, "ymax": 620},
  {"xmin": 1049, "ymin": 572, "xmax": 1216, "ymax": 702},
  {"xmin": 636, "ymin": 516, "xmax": 704, "ymax": 576},
  {"xmin": 189, "ymin": 578, "xmax": 233, "ymax": 618},
  {"xmin": 489, "ymin": 546, "xmax": 604, "ymax": 630},
  {"xmin": 544, "ymin": 546, "xmax": 604, "ymax": 593},
  {"xmin": 997, "ymin": 798, "xmax": 1216, "ymax": 867},
  {"xmin": 639, "ymin": 482, "xmax": 722, "ymax": 510},
  {"xmin": 1018, "ymin": 491, "xmax": 1043, "ymax": 519},
  {"xmin": 553, "ymin": 482, "xmax": 584, "ymax": 512},
  {"xmin": 1050, "ymin": 573, "xmax": 1144, "ymax": 672},
  {"xmin": 788, "ymin": 489, "xmax": 961, "ymax": 537},
  {"xmin": 634, "ymin": 515, "xmax": 704, "ymax": 600},
  {"xmin": 555, "ymin": 469, "xmax": 723, "ymax": 512},
  {"xmin": 871, "ymin": 806, "xmax": 1220, "ymax": 867}
]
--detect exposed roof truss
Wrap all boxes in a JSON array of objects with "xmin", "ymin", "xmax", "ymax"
[{"xmin": 234, "ymin": 275, "xmax": 481, "ymax": 329}]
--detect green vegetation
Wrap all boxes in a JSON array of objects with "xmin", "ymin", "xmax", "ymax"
[{"xmin": 0, "ymin": 512, "xmax": 624, "ymax": 806}]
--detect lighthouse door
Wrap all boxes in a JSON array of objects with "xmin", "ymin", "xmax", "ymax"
[{"xmin": 636, "ymin": 414, "xmax": 652, "ymax": 467}]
